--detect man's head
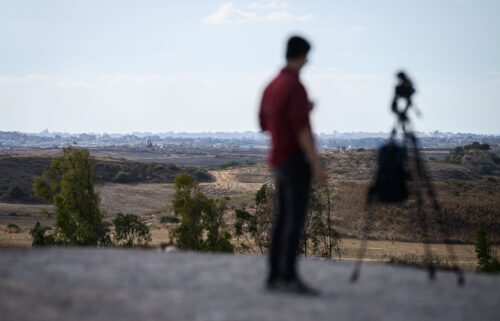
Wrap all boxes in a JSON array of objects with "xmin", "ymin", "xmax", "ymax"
[{"xmin": 286, "ymin": 36, "xmax": 311, "ymax": 71}]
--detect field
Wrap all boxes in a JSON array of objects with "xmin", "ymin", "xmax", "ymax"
[{"xmin": 1, "ymin": 146, "xmax": 499, "ymax": 271}]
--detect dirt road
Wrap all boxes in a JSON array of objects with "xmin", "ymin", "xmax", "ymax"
[{"xmin": 200, "ymin": 169, "xmax": 269, "ymax": 197}]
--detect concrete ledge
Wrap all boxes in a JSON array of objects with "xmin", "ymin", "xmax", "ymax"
[{"xmin": 0, "ymin": 248, "xmax": 499, "ymax": 321}]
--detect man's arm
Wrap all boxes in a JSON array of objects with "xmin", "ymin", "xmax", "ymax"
[
  {"xmin": 297, "ymin": 127, "xmax": 328, "ymax": 185},
  {"xmin": 258, "ymin": 88, "xmax": 268, "ymax": 132}
]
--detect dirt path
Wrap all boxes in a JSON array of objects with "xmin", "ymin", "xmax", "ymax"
[{"xmin": 200, "ymin": 169, "xmax": 267, "ymax": 197}]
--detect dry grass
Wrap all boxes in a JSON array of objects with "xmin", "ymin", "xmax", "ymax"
[{"xmin": 1, "ymin": 149, "xmax": 498, "ymax": 272}]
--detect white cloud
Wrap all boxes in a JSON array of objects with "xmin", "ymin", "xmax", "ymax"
[
  {"xmin": 202, "ymin": 2, "xmax": 312, "ymax": 24},
  {"xmin": 248, "ymin": 1, "xmax": 288, "ymax": 9}
]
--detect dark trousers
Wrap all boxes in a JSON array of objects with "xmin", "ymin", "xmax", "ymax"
[{"xmin": 269, "ymin": 152, "xmax": 312, "ymax": 281}]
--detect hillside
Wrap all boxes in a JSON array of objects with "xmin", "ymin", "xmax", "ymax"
[{"xmin": 0, "ymin": 155, "xmax": 213, "ymax": 203}]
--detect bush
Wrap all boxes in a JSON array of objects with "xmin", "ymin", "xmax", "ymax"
[
  {"xmin": 8, "ymin": 186, "xmax": 26, "ymax": 200},
  {"xmin": 465, "ymin": 142, "xmax": 490, "ymax": 151},
  {"xmin": 29, "ymin": 222, "xmax": 56, "ymax": 247},
  {"xmin": 171, "ymin": 173, "xmax": 234, "ymax": 253},
  {"xmin": 220, "ymin": 161, "xmax": 240, "ymax": 169},
  {"xmin": 6, "ymin": 223, "xmax": 21, "ymax": 233},
  {"xmin": 479, "ymin": 165, "xmax": 493, "ymax": 175},
  {"xmin": 476, "ymin": 229, "xmax": 500, "ymax": 273},
  {"xmin": 112, "ymin": 213, "xmax": 151, "ymax": 247},
  {"xmin": 490, "ymin": 153, "xmax": 500, "ymax": 165},
  {"xmin": 160, "ymin": 215, "xmax": 180, "ymax": 224},
  {"xmin": 113, "ymin": 171, "xmax": 131, "ymax": 183}
]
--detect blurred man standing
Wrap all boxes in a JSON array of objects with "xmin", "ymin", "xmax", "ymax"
[{"xmin": 259, "ymin": 35, "xmax": 327, "ymax": 295}]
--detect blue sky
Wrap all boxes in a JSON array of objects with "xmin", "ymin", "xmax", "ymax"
[{"xmin": 1, "ymin": 0, "xmax": 499, "ymax": 134}]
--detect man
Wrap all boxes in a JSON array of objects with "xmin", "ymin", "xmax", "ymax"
[{"xmin": 259, "ymin": 35, "xmax": 328, "ymax": 295}]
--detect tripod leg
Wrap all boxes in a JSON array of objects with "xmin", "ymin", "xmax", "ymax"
[
  {"xmin": 433, "ymin": 203, "xmax": 466, "ymax": 286},
  {"xmin": 415, "ymin": 188, "xmax": 435, "ymax": 280},
  {"xmin": 350, "ymin": 207, "xmax": 373, "ymax": 283},
  {"xmin": 405, "ymin": 133, "xmax": 435, "ymax": 280},
  {"xmin": 410, "ymin": 131, "xmax": 465, "ymax": 285}
]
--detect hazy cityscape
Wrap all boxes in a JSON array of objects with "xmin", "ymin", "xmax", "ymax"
[{"xmin": 2, "ymin": 130, "xmax": 500, "ymax": 150}]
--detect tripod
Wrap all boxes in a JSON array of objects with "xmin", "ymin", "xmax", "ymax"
[{"xmin": 350, "ymin": 72, "xmax": 465, "ymax": 286}]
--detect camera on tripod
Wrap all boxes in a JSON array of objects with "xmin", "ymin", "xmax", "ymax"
[
  {"xmin": 352, "ymin": 71, "xmax": 465, "ymax": 286},
  {"xmin": 391, "ymin": 71, "xmax": 416, "ymax": 123}
]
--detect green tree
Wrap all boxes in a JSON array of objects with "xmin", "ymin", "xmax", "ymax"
[
  {"xmin": 233, "ymin": 184, "xmax": 275, "ymax": 254},
  {"xmin": 203, "ymin": 198, "xmax": 234, "ymax": 252},
  {"xmin": 112, "ymin": 213, "xmax": 151, "ymax": 247},
  {"xmin": 476, "ymin": 229, "xmax": 500, "ymax": 273},
  {"xmin": 308, "ymin": 185, "xmax": 342, "ymax": 259},
  {"xmin": 305, "ymin": 185, "xmax": 342, "ymax": 259},
  {"xmin": 32, "ymin": 148, "xmax": 110, "ymax": 246},
  {"xmin": 171, "ymin": 173, "xmax": 233, "ymax": 252}
]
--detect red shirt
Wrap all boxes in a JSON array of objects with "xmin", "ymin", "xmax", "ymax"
[{"xmin": 259, "ymin": 67, "xmax": 311, "ymax": 168}]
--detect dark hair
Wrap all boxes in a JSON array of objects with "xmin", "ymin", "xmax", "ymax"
[{"xmin": 286, "ymin": 36, "xmax": 311, "ymax": 60}]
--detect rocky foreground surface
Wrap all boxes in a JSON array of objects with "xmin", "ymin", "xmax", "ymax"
[{"xmin": 1, "ymin": 248, "xmax": 499, "ymax": 321}]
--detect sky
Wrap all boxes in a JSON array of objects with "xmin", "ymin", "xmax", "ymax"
[{"xmin": 1, "ymin": 0, "xmax": 499, "ymax": 134}]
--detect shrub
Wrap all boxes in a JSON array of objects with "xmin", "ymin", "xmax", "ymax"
[
  {"xmin": 8, "ymin": 186, "xmax": 26, "ymax": 200},
  {"xmin": 220, "ymin": 161, "xmax": 240, "ymax": 169},
  {"xmin": 29, "ymin": 222, "xmax": 56, "ymax": 247},
  {"xmin": 113, "ymin": 171, "xmax": 131, "ymax": 183},
  {"xmin": 465, "ymin": 142, "xmax": 490, "ymax": 151},
  {"xmin": 6, "ymin": 223, "xmax": 21, "ymax": 233},
  {"xmin": 112, "ymin": 213, "xmax": 151, "ymax": 247},
  {"xmin": 476, "ymin": 229, "xmax": 500, "ymax": 273},
  {"xmin": 490, "ymin": 153, "xmax": 500, "ymax": 165},
  {"xmin": 234, "ymin": 184, "xmax": 275, "ymax": 254},
  {"xmin": 479, "ymin": 165, "xmax": 493, "ymax": 175},
  {"xmin": 160, "ymin": 215, "xmax": 180, "ymax": 224}
]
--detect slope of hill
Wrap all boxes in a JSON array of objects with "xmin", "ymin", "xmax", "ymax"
[{"xmin": 0, "ymin": 155, "xmax": 213, "ymax": 203}]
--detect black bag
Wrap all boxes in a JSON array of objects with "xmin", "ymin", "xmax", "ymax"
[{"xmin": 368, "ymin": 141, "xmax": 409, "ymax": 203}]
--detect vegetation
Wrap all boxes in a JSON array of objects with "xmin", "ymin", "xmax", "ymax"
[
  {"xmin": 301, "ymin": 185, "xmax": 342, "ymax": 259},
  {"xmin": 112, "ymin": 213, "xmax": 151, "ymax": 247},
  {"xmin": 170, "ymin": 173, "xmax": 234, "ymax": 252},
  {"xmin": 233, "ymin": 184, "xmax": 274, "ymax": 254},
  {"xmin": 446, "ymin": 142, "xmax": 492, "ymax": 164},
  {"xmin": 220, "ymin": 160, "xmax": 257, "ymax": 169},
  {"xmin": 234, "ymin": 183, "xmax": 342, "ymax": 258},
  {"xmin": 8, "ymin": 186, "xmax": 26, "ymax": 200},
  {"xmin": 112, "ymin": 171, "xmax": 131, "ymax": 183},
  {"xmin": 475, "ymin": 229, "xmax": 500, "ymax": 273},
  {"xmin": 6, "ymin": 223, "xmax": 21, "ymax": 233},
  {"xmin": 32, "ymin": 148, "xmax": 111, "ymax": 246},
  {"xmin": 0, "ymin": 155, "xmax": 213, "ymax": 203},
  {"xmin": 30, "ymin": 222, "xmax": 56, "ymax": 247},
  {"xmin": 160, "ymin": 215, "xmax": 180, "ymax": 224}
]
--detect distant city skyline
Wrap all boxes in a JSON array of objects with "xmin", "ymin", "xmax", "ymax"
[{"xmin": 1, "ymin": 0, "xmax": 499, "ymax": 134}]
